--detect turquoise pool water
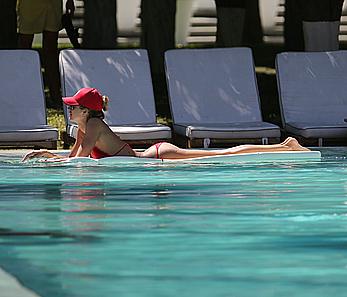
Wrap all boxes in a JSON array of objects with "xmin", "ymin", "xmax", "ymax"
[{"xmin": 0, "ymin": 149, "xmax": 347, "ymax": 297}]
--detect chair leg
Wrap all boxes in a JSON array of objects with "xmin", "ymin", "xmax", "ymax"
[
  {"xmin": 261, "ymin": 137, "xmax": 269, "ymax": 145},
  {"xmin": 203, "ymin": 138, "xmax": 211, "ymax": 148}
]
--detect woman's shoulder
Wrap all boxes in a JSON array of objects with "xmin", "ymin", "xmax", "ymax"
[
  {"xmin": 85, "ymin": 117, "xmax": 107, "ymax": 132},
  {"xmin": 86, "ymin": 117, "xmax": 104, "ymax": 126}
]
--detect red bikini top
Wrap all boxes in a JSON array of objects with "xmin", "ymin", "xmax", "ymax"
[
  {"xmin": 90, "ymin": 146, "xmax": 112, "ymax": 159},
  {"xmin": 90, "ymin": 143, "xmax": 130, "ymax": 159}
]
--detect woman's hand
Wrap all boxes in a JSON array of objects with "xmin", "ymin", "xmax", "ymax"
[{"xmin": 21, "ymin": 150, "xmax": 57, "ymax": 162}]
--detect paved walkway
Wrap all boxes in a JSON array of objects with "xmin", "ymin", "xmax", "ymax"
[{"xmin": 0, "ymin": 268, "xmax": 40, "ymax": 297}]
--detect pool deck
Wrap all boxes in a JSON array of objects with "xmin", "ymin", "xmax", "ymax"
[{"xmin": 0, "ymin": 268, "xmax": 40, "ymax": 297}]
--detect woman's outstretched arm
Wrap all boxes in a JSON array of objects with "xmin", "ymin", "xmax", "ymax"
[
  {"xmin": 22, "ymin": 128, "xmax": 85, "ymax": 162},
  {"xmin": 22, "ymin": 128, "xmax": 84, "ymax": 162},
  {"xmin": 21, "ymin": 150, "xmax": 66, "ymax": 162}
]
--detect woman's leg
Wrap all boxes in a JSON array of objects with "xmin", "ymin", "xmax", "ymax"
[
  {"xmin": 222, "ymin": 137, "xmax": 310, "ymax": 155},
  {"xmin": 139, "ymin": 138, "xmax": 309, "ymax": 159}
]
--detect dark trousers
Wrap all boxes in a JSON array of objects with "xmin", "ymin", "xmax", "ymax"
[
  {"xmin": 140, "ymin": 0, "xmax": 176, "ymax": 116},
  {"xmin": 0, "ymin": 0, "xmax": 17, "ymax": 49},
  {"xmin": 215, "ymin": 0, "xmax": 262, "ymax": 47},
  {"xmin": 284, "ymin": 0, "xmax": 344, "ymax": 51}
]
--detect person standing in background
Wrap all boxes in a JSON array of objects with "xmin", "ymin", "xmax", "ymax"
[
  {"xmin": 214, "ymin": 0, "xmax": 263, "ymax": 47},
  {"xmin": 0, "ymin": 0, "xmax": 17, "ymax": 49},
  {"xmin": 83, "ymin": 0, "xmax": 117, "ymax": 49},
  {"xmin": 285, "ymin": 0, "xmax": 344, "ymax": 51},
  {"xmin": 215, "ymin": 0, "xmax": 246, "ymax": 47},
  {"xmin": 17, "ymin": 0, "xmax": 75, "ymax": 107},
  {"xmin": 140, "ymin": 0, "xmax": 176, "ymax": 117}
]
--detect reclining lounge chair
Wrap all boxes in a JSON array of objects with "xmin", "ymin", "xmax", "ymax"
[
  {"xmin": 276, "ymin": 50, "xmax": 347, "ymax": 146},
  {"xmin": 0, "ymin": 50, "xmax": 58, "ymax": 149},
  {"xmin": 59, "ymin": 49, "xmax": 171, "ymax": 146},
  {"xmin": 164, "ymin": 47, "xmax": 280, "ymax": 147}
]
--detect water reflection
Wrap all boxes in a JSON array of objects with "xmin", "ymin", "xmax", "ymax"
[{"xmin": 57, "ymin": 182, "xmax": 109, "ymax": 233}]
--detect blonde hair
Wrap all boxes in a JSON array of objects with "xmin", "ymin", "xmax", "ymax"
[{"xmin": 102, "ymin": 95, "xmax": 109, "ymax": 111}]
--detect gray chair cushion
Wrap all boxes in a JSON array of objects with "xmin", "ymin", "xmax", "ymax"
[
  {"xmin": 0, "ymin": 126, "xmax": 58, "ymax": 142},
  {"xmin": 286, "ymin": 122, "xmax": 347, "ymax": 139},
  {"xmin": 174, "ymin": 122, "xmax": 280, "ymax": 139}
]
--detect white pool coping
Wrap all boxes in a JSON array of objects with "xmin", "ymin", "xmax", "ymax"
[{"xmin": 0, "ymin": 268, "xmax": 40, "ymax": 297}]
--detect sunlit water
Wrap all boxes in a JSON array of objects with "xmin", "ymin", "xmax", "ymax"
[{"xmin": 1, "ymin": 148, "xmax": 347, "ymax": 297}]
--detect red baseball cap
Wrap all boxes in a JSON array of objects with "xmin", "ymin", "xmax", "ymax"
[{"xmin": 63, "ymin": 88, "xmax": 103, "ymax": 111}]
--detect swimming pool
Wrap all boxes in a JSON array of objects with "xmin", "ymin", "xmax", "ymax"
[{"xmin": 0, "ymin": 148, "xmax": 347, "ymax": 297}]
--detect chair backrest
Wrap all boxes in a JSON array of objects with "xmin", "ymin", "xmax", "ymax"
[
  {"xmin": 276, "ymin": 51, "xmax": 347, "ymax": 125},
  {"xmin": 165, "ymin": 47, "xmax": 263, "ymax": 124},
  {"xmin": 59, "ymin": 49, "xmax": 157, "ymax": 126},
  {"xmin": 0, "ymin": 50, "xmax": 47, "ymax": 128}
]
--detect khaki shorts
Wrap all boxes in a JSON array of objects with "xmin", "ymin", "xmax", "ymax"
[{"xmin": 17, "ymin": 0, "xmax": 63, "ymax": 34}]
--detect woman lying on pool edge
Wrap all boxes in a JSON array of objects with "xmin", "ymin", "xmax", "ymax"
[{"xmin": 22, "ymin": 87, "xmax": 310, "ymax": 162}]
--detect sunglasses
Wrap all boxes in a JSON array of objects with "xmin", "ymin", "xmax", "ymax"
[{"xmin": 68, "ymin": 105, "xmax": 79, "ymax": 111}]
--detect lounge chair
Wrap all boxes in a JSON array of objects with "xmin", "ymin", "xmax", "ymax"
[
  {"xmin": 164, "ymin": 47, "xmax": 280, "ymax": 147},
  {"xmin": 59, "ymin": 49, "xmax": 171, "ymax": 146},
  {"xmin": 0, "ymin": 50, "xmax": 58, "ymax": 149},
  {"xmin": 276, "ymin": 50, "xmax": 347, "ymax": 146}
]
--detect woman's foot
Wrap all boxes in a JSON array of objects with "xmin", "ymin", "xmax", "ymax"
[
  {"xmin": 283, "ymin": 137, "xmax": 310, "ymax": 151},
  {"xmin": 281, "ymin": 137, "xmax": 294, "ymax": 146}
]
